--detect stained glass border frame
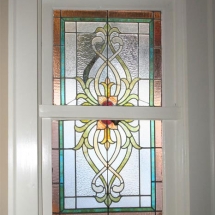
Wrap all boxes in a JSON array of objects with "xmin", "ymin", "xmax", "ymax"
[{"xmin": 52, "ymin": 10, "xmax": 162, "ymax": 214}]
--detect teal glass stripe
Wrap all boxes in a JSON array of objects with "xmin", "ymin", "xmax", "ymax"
[
  {"xmin": 59, "ymin": 150, "xmax": 64, "ymax": 184},
  {"xmin": 63, "ymin": 17, "xmax": 106, "ymax": 22},
  {"xmin": 61, "ymin": 207, "xmax": 154, "ymax": 213},
  {"xmin": 108, "ymin": 18, "xmax": 152, "ymax": 23},
  {"xmin": 149, "ymin": 48, "xmax": 154, "ymax": 80},
  {"xmin": 149, "ymin": 21, "xmax": 154, "ymax": 47},
  {"xmin": 60, "ymin": 19, "xmax": 65, "ymax": 105},
  {"xmin": 59, "ymin": 121, "xmax": 64, "ymax": 148},
  {"xmin": 60, "ymin": 183, "xmax": 64, "ymax": 211},
  {"xmin": 151, "ymin": 182, "xmax": 156, "ymax": 209},
  {"xmin": 61, "ymin": 19, "xmax": 65, "ymax": 46},
  {"xmin": 151, "ymin": 148, "xmax": 155, "ymax": 181},
  {"xmin": 149, "ymin": 80, "xmax": 154, "ymax": 106},
  {"xmin": 149, "ymin": 21, "xmax": 154, "ymax": 82},
  {"xmin": 150, "ymin": 120, "xmax": 155, "ymax": 147},
  {"xmin": 60, "ymin": 46, "xmax": 65, "ymax": 105},
  {"xmin": 59, "ymin": 121, "xmax": 64, "ymax": 184}
]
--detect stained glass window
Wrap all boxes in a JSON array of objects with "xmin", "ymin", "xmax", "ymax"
[{"xmin": 52, "ymin": 10, "xmax": 162, "ymax": 215}]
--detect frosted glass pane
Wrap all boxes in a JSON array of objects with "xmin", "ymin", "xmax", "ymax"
[
  {"xmin": 119, "ymin": 34, "xmax": 138, "ymax": 79},
  {"xmin": 120, "ymin": 148, "xmax": 139, "ymax": 195},
  {"xmin": 77, "ymin": 197, "xmax": 106, "ymax": 208},
  {"xmin": 140, "ymin": 120, "xmax": 150, "ymax": 147},
  {"xmin": 139, "ymin": 80, "xmax": 149, "ymax": 106},
  {"xmin": 141, "ymin": 196, "xmax": 151, "ymax": 207},
  {"xmin": 111, "ymin": 196, "xmax": 139, "ymax": 208},
  {"xmin": 77, "ymin": 33, "xmax": 101, "ymax": 77},
  {"xmin": 76, "ymin": 149, "xmax": 96, "ymax": 196},
  {"xmin": 65, "ymin": 22, "xmax": 76, "ymax": 32},
  {"xmin": 140, "ymin": 149, "xmax": 151, "ymax": 195},
  {"xmin": 64, "ymin": 150, "xmax": 75, "ymax": 196},
  {"xmin": 139, "ymin": 23, "xmax": 149, "ymax": 34},
  {"xmin": 65, "ymin": 33, "xmax": 76, "ymax": 77},
  {"xmin": 65, "ymin": 198, "xmax": 75, "ymax": 209},
  {"xmin": 109, "ymin": 22, "xmax": 138, "ymax": 33},
  {"xmin": 65, "ymin": 79, "xmax": 76, "ymax": 105},
  {"xmin": 77, "ymin": 22, "xmax": 106, "ymax": 32},
  {"xmin": 139, "ymin": 35, "xmax": 149, "ymax": 79},
  {"xmin": 64, "ymin": 121, "xmax": 75, "ymax": 148}
]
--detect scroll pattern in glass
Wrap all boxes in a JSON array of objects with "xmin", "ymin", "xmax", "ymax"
[
  {"xmin": 53, "ymin": 10, "xmax": 162, "ymax": 106},
  {"xmin": 52, "ymin": 10, "xmax": 162, "ymax": 215}
]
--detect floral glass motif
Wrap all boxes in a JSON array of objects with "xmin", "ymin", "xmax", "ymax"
[{"xmin": 52, "ymin": 10, "xmax": 162, "ymax": 215}]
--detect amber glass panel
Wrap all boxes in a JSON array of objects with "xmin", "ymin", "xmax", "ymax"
[
  {"xmin": 53, "ymin": 79, "xmax": 60, "ymax": 105},
  {"xmin": 61, "ymin": 10, "xmax": 107, "ymax": 18},
  {"xmin": 154, "ymin": 49, "xmax": 162, "ymax": 79},
  {"xmin": 108, "ymin": 10, "xmax": 154, "ymax": 18},
  {"xmin": 53, "ymin": 46, "xmax": 60, "ymax": 78},
  {"xmin": 155, "ymin": 120, "xmax": 162, "ymax": 147},
  {"xmin": 53, "ymin": 18, "xmax": 60, "ymax": 45},
  {"xmin": 154, "ymin": 20, "xmax": 161, "ymax": 47}
]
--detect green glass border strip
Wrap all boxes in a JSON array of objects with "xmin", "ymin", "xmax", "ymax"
[
  {"xmin": 150, "ymin": 80, "xmax": 154, "ymax": 106},
  {"xmin": 60, "ymin": 19, "xmax": 65, "ymax": 105},
  {"xmin": 58, "ymin": 14, "xmax": 159, "ymax": 213},
  {"xmin": 151, "ymin": 120, "xmax": 156, "ymax": 210},
  {"xmin": 108, "ymin": 18, "xmax": 152, "ymax": 23},
  {"xmin": 61, "ymin": 207, "xmax": 154, "ymax": 213},
  {"xmin": 151, "ymin": 182, "xmax": 156, "ymax": 209},
  {"xmin": 63, "ymin": 17, "xmax": 106, "ymax": 22},
  {"xmin": 59, "ymin": 121, "xmax": 64, "ymax": 211}
]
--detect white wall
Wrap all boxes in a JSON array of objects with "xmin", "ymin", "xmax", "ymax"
[
  {"xmin": 0, "ymin": 0, "xmax": 8, "ymax": 214},
  {"xmin": 186, "ymin": 0, "xmax": 214, "ymax": 214},
  {"xmin": 0, "ymin": 0, "xmax": 214, "ymax": 215}
]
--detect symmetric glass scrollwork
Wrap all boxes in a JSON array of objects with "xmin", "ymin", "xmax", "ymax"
[{"xmin": 74, "ymin": 24, "xmax": 141, "ymax": 206}]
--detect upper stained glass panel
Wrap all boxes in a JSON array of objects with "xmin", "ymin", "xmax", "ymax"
[{"xmin": 53, "ymin": 10, "xmax": 162, "ymax": 106}]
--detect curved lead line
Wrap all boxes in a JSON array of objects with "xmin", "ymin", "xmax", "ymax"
[
  {"xmin": 107, "ymin": 130, "xmax": 124, "ymax": 193},
  {"xmin": 92, "ymin": 36, "xmax": 122, "ymax": 97},
  {"xmin": 108, "ymin": 130, "xmax": 121, "ymax": 165},
  {"xmin": 94, "ymin": 130, "xmax": 107, "ymax": 167},
  {"xmin": 107, "ymin": 60, "xmax": 121, "ymax": 96},
  {"xmin": 92, "ymin": 166, "xmax": 107, "ymax": 193},
  {"xmin": 92, "ymin": 130, "xmax": 108, "ymax": 193},
  {"xmin": 108, "ymin": 36, "xmax": 132, "ymax": 83},
  {"xmin": 94, "ymin": 61, "xmax": 107, "ymax": 96},
  {"xmin": 93, "ymin": 130, "xmax": 124, "ymax": 194},
  {"xmin": 108, "ymin": 166, "xmax": 124, "ymax": 193}
]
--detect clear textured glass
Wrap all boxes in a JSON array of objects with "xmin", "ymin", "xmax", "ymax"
[
  {"xmin": 52, "ymin": 9, "xmax": 162, "ymax": 214},
  {"xmin": 53, "ymin": 11, "xmax": 162, "ymax": 107},
  {"xmin": 52, "ymin": 119, "xmax": 162, "ymax": 213}
]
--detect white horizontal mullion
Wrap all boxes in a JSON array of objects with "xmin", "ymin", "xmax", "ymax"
[{"xmin": 39, "ymin": 105, "xmax": 180, "ymax": 120}]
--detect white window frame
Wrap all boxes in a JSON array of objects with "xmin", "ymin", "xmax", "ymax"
[{"xmin": 8, "ymin": 0, "xmax": 215, "ymax": 215}]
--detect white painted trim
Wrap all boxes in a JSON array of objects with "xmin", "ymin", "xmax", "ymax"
[
  {"xmin": 8, "ymin": 0, "xmax": 39, "ymax": 215},
  {"xmin": 39, "ymin": 105, "xmax": 180, "ymax": 120},
  {"xmin": 208, "ymin": 0, "xmax": 215, "ymax": 213},
  {"xmin": 8, "ymin": 0, "xmax": 15, "ymax": 214},
  {"xmin": 172, "ymin": 0, "xmax": 190, "ymax": 214},
  {"xmin": 42, "ymin": 119, "xmax": 52, "ymax": 215}
]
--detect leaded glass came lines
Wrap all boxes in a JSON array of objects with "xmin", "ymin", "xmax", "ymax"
[{"xmin": 52, "ymin": 10, "xmax": 162, "ymax": 215}]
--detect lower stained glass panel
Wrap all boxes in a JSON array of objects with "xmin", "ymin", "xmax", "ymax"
[{"xmin": 52, "ymin": 120, "xmax": 162, "ymax": 214}]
